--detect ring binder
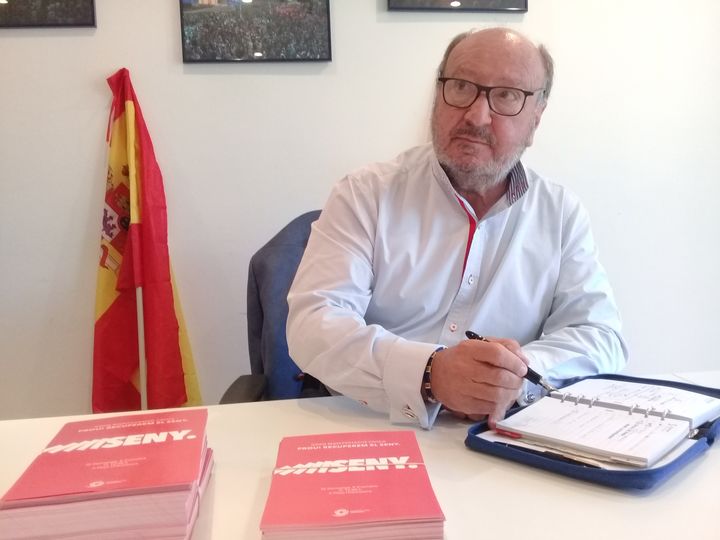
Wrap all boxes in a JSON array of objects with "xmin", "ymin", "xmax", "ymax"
[
  {"xmin": 545, "ymin": 392, "xmax": 672, "ymax": 421},
  {"xmin": 549, "ymin": 388, "xmax": 686, "ymax": 424},
  {"xmin": 465, "ymin": 374, "xmax": 720, "ymax": 490}
]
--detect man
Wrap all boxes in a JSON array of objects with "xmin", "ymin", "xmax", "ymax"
[{"xmin": 286, "ymin": 28, "xmax": 628, "ymax": 429}]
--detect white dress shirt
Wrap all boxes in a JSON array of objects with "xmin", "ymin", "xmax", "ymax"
[{"xmin": 287, "ymin": 143, "xmax": 628, "ymax": 428}]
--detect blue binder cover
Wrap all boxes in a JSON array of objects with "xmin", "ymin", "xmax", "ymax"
[{"xmin": 465, "ymin": 374, "xmax": 720, "ymax": 490}]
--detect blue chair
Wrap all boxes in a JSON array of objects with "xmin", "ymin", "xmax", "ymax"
[{"xmin": 220, "ymin": 210, "xmax": 328, "ymax": 403}]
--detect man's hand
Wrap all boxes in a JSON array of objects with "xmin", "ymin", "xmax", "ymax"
[{"xmin": 430, "ymin": 338, "xmax": 529, "ymax": 426}]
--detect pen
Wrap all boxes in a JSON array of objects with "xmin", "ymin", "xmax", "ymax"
[{"xmin": 464, "ymin": 330, "xmax": 558, "ymax": 393}]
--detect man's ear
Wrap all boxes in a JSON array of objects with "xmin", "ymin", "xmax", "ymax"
[
  {"xmin": 534, "ymin": 101, "xmax": 547, "ymax": 129},
  {"xmin": 525, "ymin": 103, "xmax": 546, "ymax": 147}
]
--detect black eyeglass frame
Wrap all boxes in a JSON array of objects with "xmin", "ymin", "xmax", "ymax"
[{"xmin": 437, "ymin": 77, "xmax": 543, "ymax": 117}]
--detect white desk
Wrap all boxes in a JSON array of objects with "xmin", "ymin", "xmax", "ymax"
[{"xmin": 2, "ymin": 371, "xmax": 719, "ymax": 540}]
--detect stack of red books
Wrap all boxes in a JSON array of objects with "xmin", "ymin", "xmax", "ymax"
[
  {"xmin": 0, "ymin": 408, "xmax": 213, "ymax": 540},
  {"xmin": 260, "ymin": 430, "xmax": 444, "ymax": 540}
]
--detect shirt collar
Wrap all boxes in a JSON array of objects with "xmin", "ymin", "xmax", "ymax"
[
  {"xmin": 431, "ymin": 153, "xmax": 529, "ymax": 211},
  {"xmin": 505, "ymin": 160, "xmax": 529, "ymax": 205}
]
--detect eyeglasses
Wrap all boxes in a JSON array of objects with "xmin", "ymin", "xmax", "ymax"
[{"xmin": 437, "ymin": 77, "xmax": 543, "ymax": 117}]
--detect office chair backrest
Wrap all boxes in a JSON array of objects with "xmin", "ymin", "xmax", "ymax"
[{"xmin": 246, "ymin": 210, "xmax": 322, "ymax": 399}]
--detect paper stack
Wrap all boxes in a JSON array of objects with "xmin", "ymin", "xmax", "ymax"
[
  {"xmin": 260, "ymin": 430, "xmax": 444, "ymax": 540},
  {"xmin": 0, "ymin": 408, "xmax": 213, "ymax": 540}
]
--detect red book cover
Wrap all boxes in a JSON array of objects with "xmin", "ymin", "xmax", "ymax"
[
  {"xmin": 260, "ymin": 431, "xmax": 444, "ymax": 532},
  {"xmin": 0, "ymin": 408, "xmax": 208, "ymax": 508}
]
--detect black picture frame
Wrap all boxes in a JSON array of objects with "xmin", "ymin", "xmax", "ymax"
[
  {"xmin": 388, "ymin": 0, "xmax": 527, "ymax": 12},
  {"xmin": 0, "ymin": 0, "xmax": 96, "ymax": 28},
  {"xmin": 179, "ymin": 0, "xmax": 332, "ymax": 63}
]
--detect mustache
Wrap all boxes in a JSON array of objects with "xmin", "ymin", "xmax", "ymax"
[{"xmin": 451, "ymin": 124, "xmax": 496, "ymax": 146}]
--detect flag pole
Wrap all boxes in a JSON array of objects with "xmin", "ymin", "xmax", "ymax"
[{"xmin": 136, "ymin": 287, "xmax": 148, "ymax": 410}]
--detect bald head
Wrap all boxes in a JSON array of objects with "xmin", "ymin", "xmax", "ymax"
[{"xmin": 437, "ymin": 28, "xmax": 554, "ymax": 102}]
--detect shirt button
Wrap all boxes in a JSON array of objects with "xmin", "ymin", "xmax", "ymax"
[
  {"xmin": 468, "ymin": 275, "xmax": 475, "ymax": 285},
  {"xmin": 449, "ymin": 323, "xmax": 458, "ymax": 332}
]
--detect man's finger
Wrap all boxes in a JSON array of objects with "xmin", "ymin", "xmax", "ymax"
[
  {"xmin": 464, "ymin": 340, "xmax": 527, "ymax": 377},
  {"xmin": 483, "ymin": 336, "xmax": 530, "ymax": 365}
]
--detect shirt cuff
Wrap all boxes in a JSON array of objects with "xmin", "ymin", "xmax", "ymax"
[
  {"xmin": 516, "ymin": 380, "xmax": 544, "ymax": 406},
  {"xmin": 384, "ymin": 338, "xmax": 445, "ymax": 429},
  {"xmin": 516, "ymin": 350, "xmax": 547, "ymax": 406}
]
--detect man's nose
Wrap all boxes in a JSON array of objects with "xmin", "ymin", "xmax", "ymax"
[{"xmin": 462, "ymin": 92, "xmax": 493, "ymax": 126}]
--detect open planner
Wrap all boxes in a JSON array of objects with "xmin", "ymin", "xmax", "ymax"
[
  {"xmin": 465, "ymin": 374, "xmax": 720, "ymax": 489},
  {"xmin": 494, "ymin": 378, "xmax": 720, "ymax": 467}
]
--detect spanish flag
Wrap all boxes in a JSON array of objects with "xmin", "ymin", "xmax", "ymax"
[{"xmin": 92, "ymin": 68, "xmax": 201, "ymax": 413}]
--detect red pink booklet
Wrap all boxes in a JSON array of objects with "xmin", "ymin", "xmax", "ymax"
[
  {"xmin": 0, "ymin": 408, "xmax": 212, "ymax": 540},
  {"xmin": 260, "ymin": 430, "xmax": 444, "ymax": 540}
]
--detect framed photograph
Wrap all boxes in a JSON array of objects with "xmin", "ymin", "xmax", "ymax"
[
  {"xmin": 0, "ymin": 0, "xmax": 96, "ymax": 28},
  {"xmin": 180, "ymin": 0, "xmax": 331, "ymax": 63},
  {"xmin": 388, "ymin": 0, "xmax": 527, "ymax": 12}
]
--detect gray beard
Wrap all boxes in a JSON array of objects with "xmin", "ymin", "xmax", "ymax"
[
  {"xmin": 438, "ymin": 146, "xmax": 525, "ymax": 194},
  {"xmin": 432, "ymin": 122, "xmax": 528, "ymax": 194}
]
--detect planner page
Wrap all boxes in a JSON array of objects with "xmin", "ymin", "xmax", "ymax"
[
  {"xmin": 496, "ymin": 397, "xmax": 690, "ymax": 467},
  {"xmin": 551, "ymin": 379, "xmax": 720, "ymax": 428}
]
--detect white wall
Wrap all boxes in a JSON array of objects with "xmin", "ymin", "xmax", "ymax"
[{"xmin": 1, "ymin": 0, "xmax": 718, "ymax": 420}]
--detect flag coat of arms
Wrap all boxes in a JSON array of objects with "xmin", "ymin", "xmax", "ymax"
[{"xmin": 93, "ymin": 68, "xmax": 201, "ymax": 412}]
